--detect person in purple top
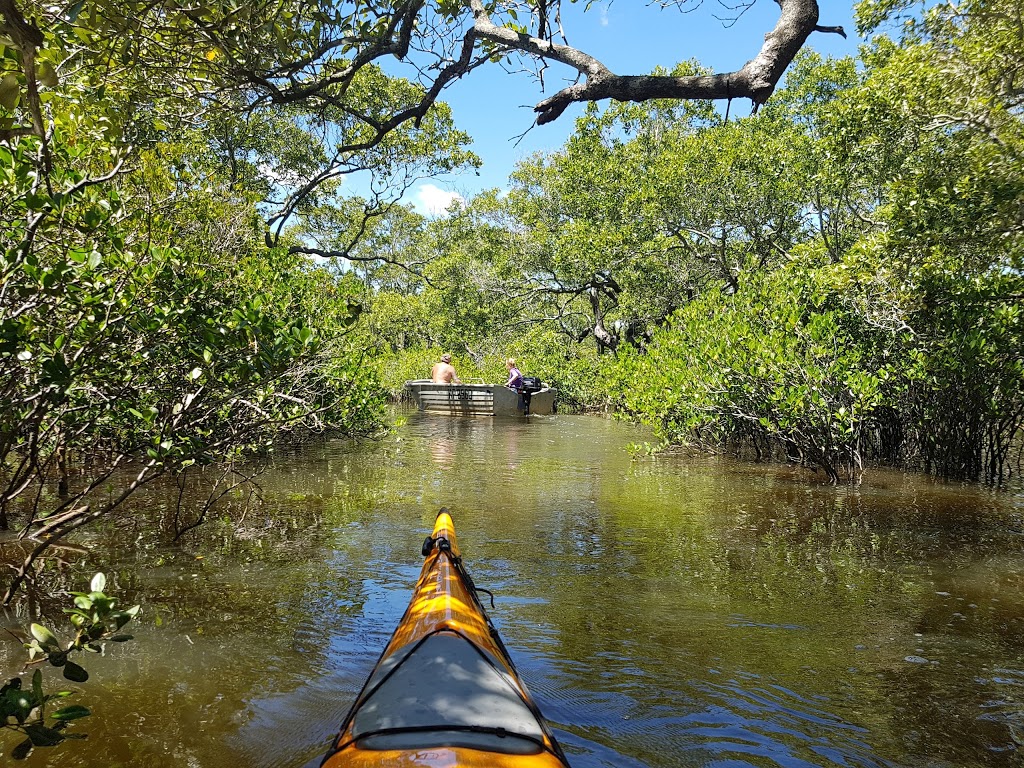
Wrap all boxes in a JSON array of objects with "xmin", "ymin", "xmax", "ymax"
[{"xmin": 504, "ymin": 358, "xmax": 524, "ymax": 391}]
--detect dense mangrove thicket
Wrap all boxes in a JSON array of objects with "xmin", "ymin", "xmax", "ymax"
[
  {"xmin": 0, "ymin": 0, "xmax": 447, "ymax": 594},
  {"xmin": 358, "ymin": 2, "xmax": 1023, "ymax": 484},
  {"xmin": 0, "ymin": 124, "xmax": 391, "ymax": 590},
  {"xmin": 1, "ymin": 0, "xmax": 1021, "ymax": 595}
]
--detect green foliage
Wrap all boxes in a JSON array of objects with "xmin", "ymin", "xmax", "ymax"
[
  {"xmin": 826, "ymin": 0, "xmax": 1024, "ymax": 481},
  {"xmin": 605, "ymin": 3, "xmax": 1023, "ymax": 483},
  {"xmin": 0, "ymin": 1, "xmax": 393, "ymax": 590},
  {"xmin": 0, "ymin": 145, "xmax": 383, "ymax": 515},
  {"xmin": 615, "ymin": 253, "xmax": 890, "ymax": 481},
  {"xmin": 1, "ymin": 573, "xmax": 139, "ymax": 760}
]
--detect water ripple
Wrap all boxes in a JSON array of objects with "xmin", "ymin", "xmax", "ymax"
[{"xmin": 668, "ymin": 677, "xmax": 897, "ymax": 768}]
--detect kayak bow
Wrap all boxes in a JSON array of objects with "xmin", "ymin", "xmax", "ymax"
[{"xmin": 322, "ymin": 509, "xmax": 571, "ymax": 768}]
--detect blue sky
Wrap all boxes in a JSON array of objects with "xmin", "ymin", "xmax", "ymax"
[{"xmin": 408, "ymin": 0, "xmax": 861, "ymax": 215}]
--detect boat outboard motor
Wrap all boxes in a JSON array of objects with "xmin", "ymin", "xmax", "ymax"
[{"xmin": 520, "ymin": 376, "xmax": 543, "ymax": 415}]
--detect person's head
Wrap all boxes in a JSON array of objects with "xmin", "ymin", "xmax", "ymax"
[
  {"xmin": 506, "ymin": 358, "xmax": 516, "ymax": 369},
  {"xmin": 440, "ymin": 353, "xmax": 452, "ymax": 364}
]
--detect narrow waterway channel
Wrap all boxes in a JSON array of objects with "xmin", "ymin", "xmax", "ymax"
[{"xmin": 3, "ymin": 412, "xmax": 1024, "ymax": 767}]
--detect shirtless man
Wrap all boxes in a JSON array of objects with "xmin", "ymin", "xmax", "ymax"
[{"xmin": 431, "ymin": 353, "xmax": 461, "ymax": 384}]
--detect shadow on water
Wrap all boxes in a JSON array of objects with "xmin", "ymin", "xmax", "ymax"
[{"xmin": 2, "ymin": 411, "xmax": 1023, "ymax": 766}]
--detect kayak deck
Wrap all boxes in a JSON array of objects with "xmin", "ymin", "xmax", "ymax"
[{"xmin": 321, "ymin": 510, "xmax": 570, "ymax": 768}]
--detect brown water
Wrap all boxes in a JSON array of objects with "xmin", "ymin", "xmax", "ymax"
[{"xmin": 2, "ymin": 412, "xmax": 1024, "ymax": 767}]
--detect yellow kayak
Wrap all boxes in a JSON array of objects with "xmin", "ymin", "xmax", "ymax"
[{"xmin": 321, "ymin": 509, "xmax": 571, "ymax": 768}]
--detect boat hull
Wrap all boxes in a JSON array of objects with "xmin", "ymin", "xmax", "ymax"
[
  {"xmin": 405, "ymin": 381, "xmax": 555, "ymax": 416},
  {"xmin": 321, "ymin": 511, "xmax": 570, "ymax": 768}
]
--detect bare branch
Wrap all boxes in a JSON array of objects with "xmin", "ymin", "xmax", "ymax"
[
  {"xmin": 468, "ymin": 0, "xmax": 825, "ymax": 124},
  {"xmin": 814, "ymin": 24, "xmax": 847, "ymax": 38}
]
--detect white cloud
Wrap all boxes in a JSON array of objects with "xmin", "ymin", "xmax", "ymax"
[
  {"xmin": 414, "ymin": 184, "xmax": 465, "ymax": 216},
  {"xmin": 600, "ymin": 4, "xmax": 610, "ymax": 26}
]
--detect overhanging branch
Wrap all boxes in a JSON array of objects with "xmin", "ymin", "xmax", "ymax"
[{"xmin": 467, "ymin": 0, "xmax": 828, "ymax": 124}]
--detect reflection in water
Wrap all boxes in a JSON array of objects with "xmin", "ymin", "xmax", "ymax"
[
  {"xmin": 1, "ymin": 412, "xmax": 1023, "ymax": 767},
  {"xmin": 429, "ymin": 430, "xmax": 455, "ymax": 469}
]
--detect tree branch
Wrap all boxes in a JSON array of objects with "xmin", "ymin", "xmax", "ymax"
[{"xmin": 468, "ymin": 0, "xmax": 825, "ymax": 124}]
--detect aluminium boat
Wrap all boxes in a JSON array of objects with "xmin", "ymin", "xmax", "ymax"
[
  {"xmin": 405, "ymin": 381, "xmax": 555, "ymax": 416},
  {"xmin": 321, "ymin": 510, "xmax": 571, "ymax": 768}
]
